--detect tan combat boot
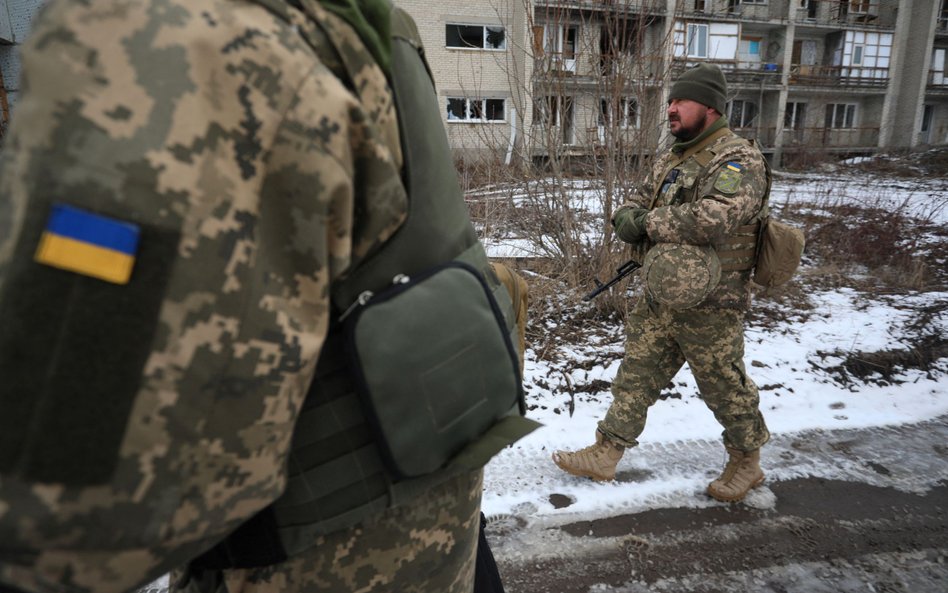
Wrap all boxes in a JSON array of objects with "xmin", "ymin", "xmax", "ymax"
[
  {"xmin": 707, "ymin": 446, "xmax": 765, "ymax": 502},
  {"xmin": 552, "ymin": 431, "xmax": 624, "ymax": 482}
]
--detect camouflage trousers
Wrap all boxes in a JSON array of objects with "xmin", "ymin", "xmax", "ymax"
[
  {"xmin": 599, "ymin": 299, "xmax": 770, "ymax": 451},
  {"xmin": 173, "ymin": 470, "xmax": 483, "ymax": 593}
]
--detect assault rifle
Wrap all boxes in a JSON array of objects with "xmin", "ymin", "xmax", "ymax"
[{"xmin": 583, "ymin": 259, "xmax": 641, "ymax": 301}]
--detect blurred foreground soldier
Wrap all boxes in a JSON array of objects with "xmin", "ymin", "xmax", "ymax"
[
  {"xmin": 552, "ymin": 64, "xmax": 771, "ymax": 503},
  {"xmin": 0, "ymin": 1, "xmax": 538, "ymax": 593}
]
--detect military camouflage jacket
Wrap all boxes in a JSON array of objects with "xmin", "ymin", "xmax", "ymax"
[
  {"xmin": 620, "ymin": 124, "xmax": 770, "ymax": 310},
  {"xmin": 0, "ymin": 1, "xmax": 406, "ymax": 592}
]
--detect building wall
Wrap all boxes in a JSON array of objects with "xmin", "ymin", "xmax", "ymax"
[
  {"xmin": 399, "ymin": 0, "xmax": 528, "ymax": 163},
  {"xmin": 1, "ymin": 0, "xmax": 46, "ymax": 138}
]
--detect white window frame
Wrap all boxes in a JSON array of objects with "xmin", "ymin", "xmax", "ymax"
[
  {"xmin": 932, "ymin": 48, "xmax": 946, "ymax": 86},
  {"xmin": 852, "ymin": 44, "xmax": 865, "ymax": 65},
  {"xmin": 446, "ymin": 97, "xmax": 506, "ymax": 123},
  {"xmin": 849, "ymin": 0, "xmax": 874, "ymax": 14},
  {"xmin": 445, "ymin": 23, "xmax": 507, "ymax": 50},
  {"xmin": 825, "ymin": 103, "xmax": 857, "ymax": 129},
  {"xmin": 687, "ymin": 23, "xmax": 709, "ymax": 58},
  {"xmin": 599, "ymin": 97, "xmax": 640, "ymax": 129}
]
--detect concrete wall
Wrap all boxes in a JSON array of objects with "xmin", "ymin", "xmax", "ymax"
[
  {"xmin": 0, "ymin": 0, "xmax": 46, "ymax": 115},
  {"xmin": 399, "ymin": 0, "xmax": 528, "ymax": 162}
]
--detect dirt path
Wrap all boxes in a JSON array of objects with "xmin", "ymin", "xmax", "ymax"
[{"xmin": 490, "ymin": 418, "xmax": 948, "ymax": 593}]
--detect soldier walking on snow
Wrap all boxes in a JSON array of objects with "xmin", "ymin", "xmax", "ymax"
[{"xmin": 553, "ymin": 64, "xmax": 772, "ymax": 503}]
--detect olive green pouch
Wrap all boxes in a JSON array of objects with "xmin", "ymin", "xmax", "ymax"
[{"xmin": 344, "ymin": 261, "xmax": 523, "ymax": 479}]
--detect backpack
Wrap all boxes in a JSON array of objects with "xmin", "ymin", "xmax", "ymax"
[
  {"xmin": 752, "ymin": 157, "xmax": 806, "ymax": 288},
  {"xmin": 753, "ymin": 216, "xmax": 806, "ymax": 287}
]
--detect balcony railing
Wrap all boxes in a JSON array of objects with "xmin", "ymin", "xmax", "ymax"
[
  {"xmin": 779, "ymin": 126, "xmax": 880, "ymax": 148},
  {"xmin": 683, "ymin": 0, "xmax": 789, "ymax": 22},
  {"xmin": 788, "ymin": 64, "xmax": 889, "ymax": 87},
  {"xmin": 792, "ymin": 0, "xmax": 889, "ymax": 27},
  {"xmin": 534, "ymin": 1, "xmax": 666, "ymax": 15},
  {"xmin": 671, "ymin": 59, "xmax": 782, "ymax": 86}
]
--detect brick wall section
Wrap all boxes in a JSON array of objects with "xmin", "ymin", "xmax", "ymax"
[{"xmin": 399, "ymin": 0, "xmax": 527, "ymax": 158}]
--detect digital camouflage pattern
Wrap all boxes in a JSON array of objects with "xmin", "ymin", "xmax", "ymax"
[
  {"xmin": 598, "ymin": 300, "xmax": 770, "ymax": 452},
  {"xmin": 641, "ymin": 243, "xmax": 721, "ymax": 310},
  {"xmin": 0, "ymin": 0, "xmax": 479, "ymax": 592},
  {"xmin": 616, "ymin": 127, "xmax": 770, "ymax": 310},
  {"xmin": 175, "ymin": 470, "xmax": 483, "ymax": 593}
]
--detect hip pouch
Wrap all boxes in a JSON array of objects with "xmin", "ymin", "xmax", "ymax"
[{"xmin": 344, "ymin": 261, "xmax": 524, "ymax": 479}]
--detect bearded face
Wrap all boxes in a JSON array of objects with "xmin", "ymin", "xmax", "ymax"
[{"xmin": 667, "ymin": 98, "xmax": 716, "ymax": 141}]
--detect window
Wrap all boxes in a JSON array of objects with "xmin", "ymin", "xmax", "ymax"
[
  {"xmin": 694, "ymin": 0, "xmax": 706, "ymax": 11},
  {"xmin": 825, "ymin": 103, "xmax": 856, "ymax": 128},
  {"xmin": 852, "ymin": 44, "xmax": 864, "ymax": 65},
  {"xmin": 740, "ymin": 38, "xmax": 761, "ymax": 56},
  {"xmin": 533, "ymin": 95, "xmax": 573, "ymax": 128},
  {"xmin": 446, "ymin": 97, "xmax": 505, "ymax": 122},
  {"xmin": 932, "ymin": 48, "xmax": 946, "ymax": 85},
  {"xmin": 599, "ymin": 97, "xmax": 639, "ymax": 128},
  {"xmin": 687, "ymin": 24, "xmax": 709, "ymax": 57},
  {"xmin": 785, "ymin": 102, "xmax": 807, "ymax": 130},
  {"xmin": 446, "ymin": 24, "xmax": 506, "ymax": 50},
  {"xmin": 849, "ymin": 0, "xmax": 873, "ymax": 14},
  {"xmin": 728, "ymin": 100, "xmax": 758, "ymax": 128}
]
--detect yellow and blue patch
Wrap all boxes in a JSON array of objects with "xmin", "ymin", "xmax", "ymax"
[
  {"xmin": 714, "ymin": 161, "xmax": 745, "ymax": 194},
  {"xmin": 34, "ymin": 204, "xmax": 140, "ymax": 284}
]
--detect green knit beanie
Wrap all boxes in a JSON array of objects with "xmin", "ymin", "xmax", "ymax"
[{"xmin": 669, "ymin": 64, "xmax": 728, "ymax": 115}]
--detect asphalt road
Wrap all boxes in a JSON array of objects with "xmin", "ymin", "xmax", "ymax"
[{"xmin": 487, "ymin": 416, "xmax": 948, "ymax": 593}]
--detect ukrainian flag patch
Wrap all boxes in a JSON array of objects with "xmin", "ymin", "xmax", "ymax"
[
  {"xmin": 34, "ymin": 204, "xmax": 140, "ymax": 284},
  {"xmin": 714, "ymin": 162, "xmax": 745, "ymax": 194}
]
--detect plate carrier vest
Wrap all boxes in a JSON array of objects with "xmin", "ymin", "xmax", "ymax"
[{"xmin": 190, "ymin": 0, "xmax": 530, "ymax": 569}]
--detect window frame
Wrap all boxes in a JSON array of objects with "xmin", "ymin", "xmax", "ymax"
[
  {"xmin": 686, "ymin": 23, "xmax": 709, "ymax": 58},
  {"xmin": 445, "ymin": 23, "xmax": 507, "ymax": 51},
  {"xmin": 728, "ymin": 99, "xmax": 758, "ymax": 128},
  {"xmin": 784, "ymin": 101, "xmax": 807, "ymax": 130},
  {"xmin": 446, "ymin": 97, "xmax": 506, "ymax": 123},
  {"xmin": 825, "ymin": 103, "xmax": 857, "ymax": 129},
  {"xmin": 599, "ymin": 97, "xmax": 640, "ymax": 129}
]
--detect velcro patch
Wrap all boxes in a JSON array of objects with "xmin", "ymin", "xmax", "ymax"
[
  {"xmin": 35, "ymin": 204, "xmax": 140, "ymax": 284},
  {"xmin": 714, "ymin": 163, "xmax": 744, "ymax": 194}
]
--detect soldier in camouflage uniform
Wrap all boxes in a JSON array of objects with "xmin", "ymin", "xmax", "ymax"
[
  {"xmin": 0, "ymin": 1, "xmax": 534, "ymax": 592},
  {"xmin": 553, "ymin": 64, "xmax": 772, "ymax": 503}
]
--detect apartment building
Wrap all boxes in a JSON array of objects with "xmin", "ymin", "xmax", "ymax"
[
  {"xmin": 3, "ymin": 1, "xmax": 945, "ymax": 162},
  {"xmin": 401, "ymin": 0, "xmax": 948, "ymax": 165}
]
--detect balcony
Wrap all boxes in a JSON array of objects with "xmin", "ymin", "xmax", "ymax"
[
  {"xmin": 937, "ymin": 14, "xmax": 948, "ymax": 35},
  {"xmin": 671, "ymin": 60, "xmax": 782, "ymax": 87},
  {"xmin": 779, "ymin": 126, "xmax": 880, "ymax": 150},
  {"xmin": 792, "ymin": 0, "xmax": 892, "ymax": 30},
  {"xmin": 683, "ymin": 0, "xmax": 789, "ymax": 23},
  {"xmin": 534, "ymin": 1, "xmax": 665, "ymax": 17},
  {"xmin": 788, "ymin": 64, "xmax": 889, "ymax": 88},
  {"xmin": 928, "ymin": 70, "xmax": 948, "ymax": 94}
]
